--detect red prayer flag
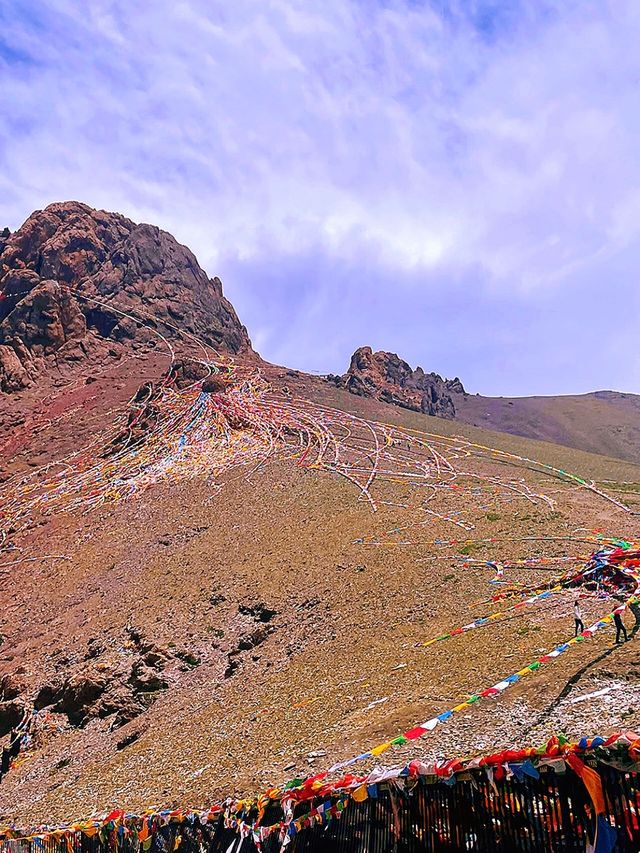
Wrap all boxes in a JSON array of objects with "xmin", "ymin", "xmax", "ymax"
[{"xmin": 404, "ymin": 726, "xmax": 428, "ymax": 740}]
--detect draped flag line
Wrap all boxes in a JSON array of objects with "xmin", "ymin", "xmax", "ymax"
[
  {"xmin": 3, "ymin": 731, "xmax": 640, "ymax": 846},
  {"xmin": 326, "ymin": 585, "xmax": 639, "ymax": 775},
  {"xmin": 417, "ymin": 538, "xmax": 640, "ymax": 648},
  {"xmin": 418, "ymin": 582, "xmax": 564, "ymax": 647}
]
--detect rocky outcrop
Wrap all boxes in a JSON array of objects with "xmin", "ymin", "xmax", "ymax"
[
  {"xmin": 0, "ymin": 701, "xmax": 25, "ymax": 738},
  {"xmin": 29, "ymin": 634, "xmax": 196, "ymax": 730},
  {"xmin": 328, "ymin": 347, "xmax": 465, "ymax": 419},
  {"xmin": 55, "ymin": 673, "xmax": 110, "ymax": 726},
  {"xmin": 0, "ymin": 202, "xmax": 252, "ymax": 392}
]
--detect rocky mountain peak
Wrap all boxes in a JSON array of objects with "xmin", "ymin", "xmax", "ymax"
[
  {"xmin": 0, "ymin": 201, "xmax": 252, "ymax": 392},
  {"xmin": 328, "ymin": 346, "xmax": 465, "ymax": 419}
]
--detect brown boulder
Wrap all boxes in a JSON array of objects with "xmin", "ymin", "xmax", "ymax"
[
  {"xmin": 202, "ymin": 373, "xmax": 230, "ymax": 394},
  {"xmin": 168, "ymin": 358, "xmax": 212, "ymax": 390},
  {"xmin": 0, "ymin": 673, "xmax": 26, "ymax": 701},
  {"xmin": 0, "ymin": 344, "xmax": 33, "ymax": 392},
  {"xmin": 140, "ymin": 647, "xmax": 171, "ymax": 668},
  {"xmin": 129, "ymin": 665, "xmax": 167, "ymax": 693},
  {"xmin": 33, "ymin": 679, "xmax": 65, "ymax": 711},
  {"xmin": 0, "ymin": 701, "xmax": 25, "ymax": 737},
  {"xmin": 55, "ymin": 673, "xmax": 109, "ymax": 724},
  {"xmin": 96, "ymin": 688, "xmax": 145, "ymax": 728}
]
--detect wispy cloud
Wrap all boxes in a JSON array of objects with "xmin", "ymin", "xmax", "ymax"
[{"xmin": 1, "ymin": 0, "xmax": 639, "ymax": 394}]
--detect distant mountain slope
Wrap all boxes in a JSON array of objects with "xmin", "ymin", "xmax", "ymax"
[
  {"xmin": 456, "ymin": 389, "xmax": 640, "ymax": 465},
  {"xmin": 0, "ymin": 201, "xmax": 252, "ymax": 392},
  {"xmin": 330, "ymin": 347, "xmax": 640, "ymax": 464}
]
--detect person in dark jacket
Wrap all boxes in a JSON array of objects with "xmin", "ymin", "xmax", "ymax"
[{"xmin": 614, "ymin": 611, "xmax": 629, "ymax": 644}]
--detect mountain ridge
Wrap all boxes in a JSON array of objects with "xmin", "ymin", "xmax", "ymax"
[
  {"xmin": 327, "ymin": 346, "xmax": 463, "ymax": 419},
  {"xmin": 2, "ymin": 201, "xmax": 639, "ymax": 467}
]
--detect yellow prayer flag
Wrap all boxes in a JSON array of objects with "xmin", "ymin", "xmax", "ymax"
[{"xmin": 352, "ymin": 785, "xmax": 368, "ymax": 802}]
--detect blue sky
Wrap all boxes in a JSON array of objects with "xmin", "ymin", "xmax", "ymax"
[{"xmin": 1, "ymin": 0, "xmax": 639, "ymax": 395}]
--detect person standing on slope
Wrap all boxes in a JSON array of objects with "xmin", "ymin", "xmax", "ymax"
[
  {"xmin": 574, "ymin": 598, "xmax": 585, "ymax": 637},
  {"xmin": 614, "ymin": 611, "xmax": 629, "ymax": 644}
]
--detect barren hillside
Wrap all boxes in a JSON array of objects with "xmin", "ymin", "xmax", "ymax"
[{"xmin": 1, "ymin": 205, "xmax": 640, "ymax": 830}]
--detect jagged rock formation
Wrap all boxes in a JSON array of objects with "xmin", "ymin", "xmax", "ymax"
[
  {"xmin": 328, "ymin": 346, "xmax": 465, "ymax": 419},
  {"xmin": 0, "ymin": 202, "xmax": 252, "ymax": 392}
]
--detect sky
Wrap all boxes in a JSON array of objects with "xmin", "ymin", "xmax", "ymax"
[{"xmin": 1, "ymin": 0, "xmax": 639, "ymax": 396}]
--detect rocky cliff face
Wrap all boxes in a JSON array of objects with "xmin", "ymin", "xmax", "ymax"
[
  {"xmin": 0, "ymin": 202, "xmax": 252, "ymax": 392},
  {"xmin": 328, "ymin": 346, "xmax": 465, "ymax": 419}
]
